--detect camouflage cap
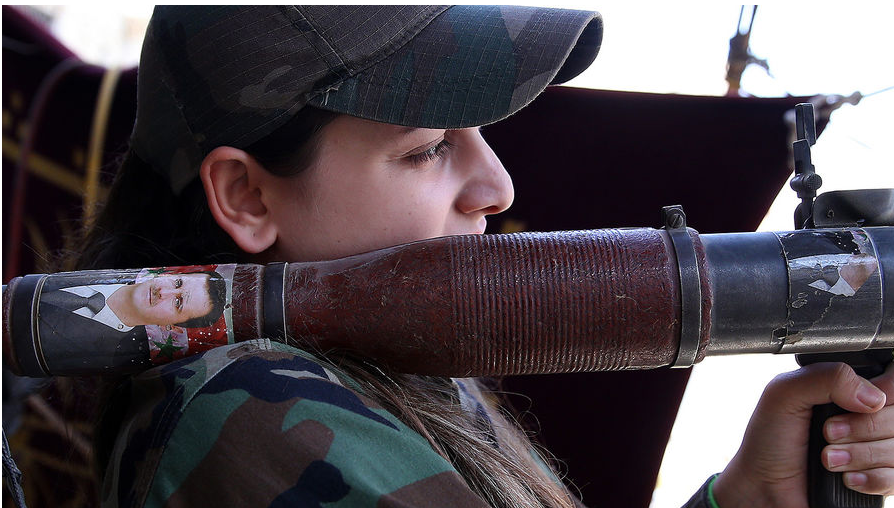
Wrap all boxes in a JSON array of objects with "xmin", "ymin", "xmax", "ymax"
[{"xmin": 132, "ymin": 5, "xmax": 603, "ymax": 193}]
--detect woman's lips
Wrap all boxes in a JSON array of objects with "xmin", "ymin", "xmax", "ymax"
[
  {"xmin": 446, "ymin": 218, "xmax": 487, "ymax": 236},
  {"xmin": 476, "ymin": 217, "xmax": 487, "ymax": 234}
]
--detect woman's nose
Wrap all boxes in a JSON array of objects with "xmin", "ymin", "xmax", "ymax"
[{"xmin": 455, "ymin": 130, "xmax": 514, "ymax": 215}]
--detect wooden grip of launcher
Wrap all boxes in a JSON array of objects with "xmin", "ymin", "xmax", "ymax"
[{"xmin": 3, "ymin": 229, "xmax": 711, "ymax": 377}]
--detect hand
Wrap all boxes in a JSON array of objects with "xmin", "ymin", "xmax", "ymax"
[{"xmin": 712, "ymin": 361, "xmax": 894, "ymax": 507}]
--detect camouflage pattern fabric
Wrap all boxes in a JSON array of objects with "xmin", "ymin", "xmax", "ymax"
[
  {"xmin": 100, "ymin": 338, "xmax": 713, "ymax": 507},
  {"xmin": 101, "ymin": 339, "xmax": 492, "ymax": 507},
  {"xmin": 131, "ymin": 6, "xmax": 602, "ymax": 193}
]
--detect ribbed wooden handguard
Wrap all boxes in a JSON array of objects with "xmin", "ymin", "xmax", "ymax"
[
  {"xmin": 276, "ymin": 229, "xmax": 687, "ymax": 376},
  {"xmin": 4, "ymin": 228, "xmax": 708, "ymax": 377}
]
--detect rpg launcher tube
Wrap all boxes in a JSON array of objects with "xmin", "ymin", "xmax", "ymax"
[{"xmin": 3, "ymin": 226, "xmax": 893, "ymax": 378}]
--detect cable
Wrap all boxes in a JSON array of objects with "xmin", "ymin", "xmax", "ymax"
[
  {"xmin": 2, "ymin": 428, "xmax": 27, "ymax": 508},
  {"xmin": 5, "ymin": 57, "xmax": 85, "ymax": 283}
]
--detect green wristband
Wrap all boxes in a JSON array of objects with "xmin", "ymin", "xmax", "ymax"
[{"xmin": 707, "ymin": 474, "xmax": 721, "ymax": 508}]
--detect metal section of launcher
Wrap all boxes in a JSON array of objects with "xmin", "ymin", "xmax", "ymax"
[
  {"xmin": 661, "ymin": 205, "xmax": 702, "ymax": 368},
  {"xmin": 790, "ymin": 102, "xmax": 889, "ymax": 508},
  {"xmin": 791, "ymin": 102, "xmax": 822, "ymax": 229}
]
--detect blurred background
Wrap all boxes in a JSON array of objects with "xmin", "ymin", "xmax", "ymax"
[{"xmin": 4, "ymin": 4, "xmax": 893, "ymax": 507}]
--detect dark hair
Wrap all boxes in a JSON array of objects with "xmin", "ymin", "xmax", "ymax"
[
  {"xmin": 171, "ymin": 271, "xmax": 227, "ymax": 328},
  {"xmin": 85, "ymin": 105, "xmax": 338, "ymax": 478}
]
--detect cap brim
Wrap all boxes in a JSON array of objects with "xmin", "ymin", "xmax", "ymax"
[{"xmin": 309, "ymin": 5, "xmax": 602, "ymax": 129}]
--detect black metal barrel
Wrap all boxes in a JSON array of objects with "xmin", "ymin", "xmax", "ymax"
[{"xmin": 703, "ymin": 227, "xmax": 893, "ymax": 356}]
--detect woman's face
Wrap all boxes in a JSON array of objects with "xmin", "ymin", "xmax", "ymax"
[{"xmin": 264, "ymin": 115, "xmax": 514, "ymax": 262}]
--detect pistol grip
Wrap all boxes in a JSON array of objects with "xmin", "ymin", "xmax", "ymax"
[
  {"xmin": 798, "ymin": 350, "xmax": 890, "ymax": 508},
  {"xmin": 808, "ymin": 402, "xmax": 883, "ymax": 508}
]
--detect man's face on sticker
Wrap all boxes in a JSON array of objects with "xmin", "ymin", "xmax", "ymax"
[{"xmin": 131, "ymin": 274, "xmax": 214, "ymax": 326}]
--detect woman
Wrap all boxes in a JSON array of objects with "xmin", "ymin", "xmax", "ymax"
[{"xmin": 81, "ymin": 6, "xmax": 894, "ymax": 507}]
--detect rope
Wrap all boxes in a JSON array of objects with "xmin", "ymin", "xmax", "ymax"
[
  {"xmin": 83, "ymin": 66, "xmax": 121, "ymax": 230},
  {"xmin": 2, "ymin": 428, "xmax": 27, "ymax": 508},
  {"xmin": 5, "ymin": 57, "xmax": 85, "ymax": 282}
]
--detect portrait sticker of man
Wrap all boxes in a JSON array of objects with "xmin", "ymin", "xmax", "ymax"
[
  {"xmin": 41, "ymin": 271, "xmax": 226, "ymax": 329},
  {"xmin": 135, "ymin": 268, "xmax": 231, "ymax": 361},
  {"xmin": 37, "ymin": 269, "xmax": 228, "ymax": 374}
]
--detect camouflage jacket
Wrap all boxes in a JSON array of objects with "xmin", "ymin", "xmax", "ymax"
[{"xmin": 101, "ymin": 339, "xmax": 714, "ymax": 507}]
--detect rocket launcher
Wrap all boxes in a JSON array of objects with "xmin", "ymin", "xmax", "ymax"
[
  {"xmin": 3, "ymin": 104, "xmax": 893, "ymax": 508},
  {"xmin": 3, "ymin": 224, "xmax": 892, "ymax": 379}
]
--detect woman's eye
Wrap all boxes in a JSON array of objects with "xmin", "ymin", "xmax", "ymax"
[
  {"xmin": 407, "ymin": 139, "xmax": 455, "ymax": 167},
  {"xmin": 174, "ymin": 296, "xmax": 183, "ymax": 310},
  {"xmin": 174, "ymin": 278, "xmax": 182, "ymax": 289}
]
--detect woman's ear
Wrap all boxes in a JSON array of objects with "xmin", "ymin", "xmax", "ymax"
[{"xmin": 200, "ymin": 146, "xmax": 277, "ymax": 254}]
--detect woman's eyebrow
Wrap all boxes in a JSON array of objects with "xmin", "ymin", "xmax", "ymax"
[
  {"xmin": 399, "ymin": 126, "xmax": 482, "ymax": 134},
  {"xmin": 397, "ymin": 126, "xmax": 421, "ymax": 137}
]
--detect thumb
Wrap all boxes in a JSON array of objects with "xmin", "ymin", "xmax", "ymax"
[
  {"xmin": 764, "ymin": 363, "xmax": 886, "ymax": 416},
  {"xmin": 712, "ymin": 362, "xmax": 888, "ymax": 507}
]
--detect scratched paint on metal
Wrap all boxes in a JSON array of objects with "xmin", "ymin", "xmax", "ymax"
[
  {"xmin": 788, "ymin": 252, "xmax": 878, "ymax": 297},
  {"xmin": 776, "ymin": 229, "xmax": 882, "ymax": 351}
]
